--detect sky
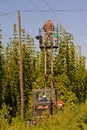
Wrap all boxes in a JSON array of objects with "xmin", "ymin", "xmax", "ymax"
[{"xmin": 0, "ymin": 0, "xmax": 87, "ymax": 64}]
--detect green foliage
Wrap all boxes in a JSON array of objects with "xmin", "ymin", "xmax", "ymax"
[
  {"xmin": 0, "ymin": 103, "xmax": 11, "ymax": 130},
  {"xmin": 0, "ymin": 101, "xmax": 87, "ymax": 130},
  {"xmin": 54, "ymin": 25, "xmax": 87, "ymax": 103},
  {"xmin": 0, "ymin": 24, "xmax": 5, "ymax": 109},
  {"xmin": 0, "ymin": 23, "xmax": 87, "ymax": 129}
]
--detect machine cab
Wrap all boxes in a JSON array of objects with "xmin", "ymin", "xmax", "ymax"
[{"xmin": 32, "ymin": 88, "xmax": 57, "ymax": 118}]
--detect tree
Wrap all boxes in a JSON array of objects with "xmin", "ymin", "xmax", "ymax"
[
  {"xmin": 54, "ymin": 24, "xmax": 87, "ymax": 103},
  {"xmin": 0, "ymin": 24, "xmax": 5, "ymax": 108}
]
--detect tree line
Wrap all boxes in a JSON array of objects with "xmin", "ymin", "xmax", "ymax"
[{"xmin": 0, "ymin": 23, "xmax": 87, "ymax": 122}]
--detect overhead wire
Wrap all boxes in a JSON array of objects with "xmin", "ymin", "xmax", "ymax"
[
  {"xmin": 42, "ymin": 0, "xmax": 60, "ymax": 23},
  {"xmin": 29, "ymin": 0, "xmax": 45, "ymax": 21},
  {"xmin": 0, "ymin": 11, "xmax": 18, "ymax": 47},
  {"xmin": 0, "ymin": 11, "xmax": 17, "ymax": 34},
  {"xmin": 0, "ymin": 9, "xmax": 87, "ymax": 16},
  {"xmin": 0, "ymin": 12, "xmax": 15, "ymax": 25},
  {"xmin": 76, "ymin": 0, "xmax": 87, "ymax": 28},
  {"xmin": 0, "ymin": 11, "xmax": 17, "ymax": 16},
  {"xmin": 72, "ymin": 0, "xmax": 87, "ymax": 60},
  {"xmin": 0, "ymin": 11, "xmax": 16, "ymax": 34},
  {"xmin": 0, "ymin": 5, "xmax": 87, "ymax": 49}
]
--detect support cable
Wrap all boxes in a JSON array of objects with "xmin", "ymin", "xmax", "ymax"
[
  {"xmin": 75, "ymin": 0, "xmax": 87, "ymax": 27},
  {"xmin": 42, "ymin": 0, "xmax": 60, "ymax": 23},
  {"xmin": 28, "ymin": 0, "xmax": 45, "ymax": 21}
]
